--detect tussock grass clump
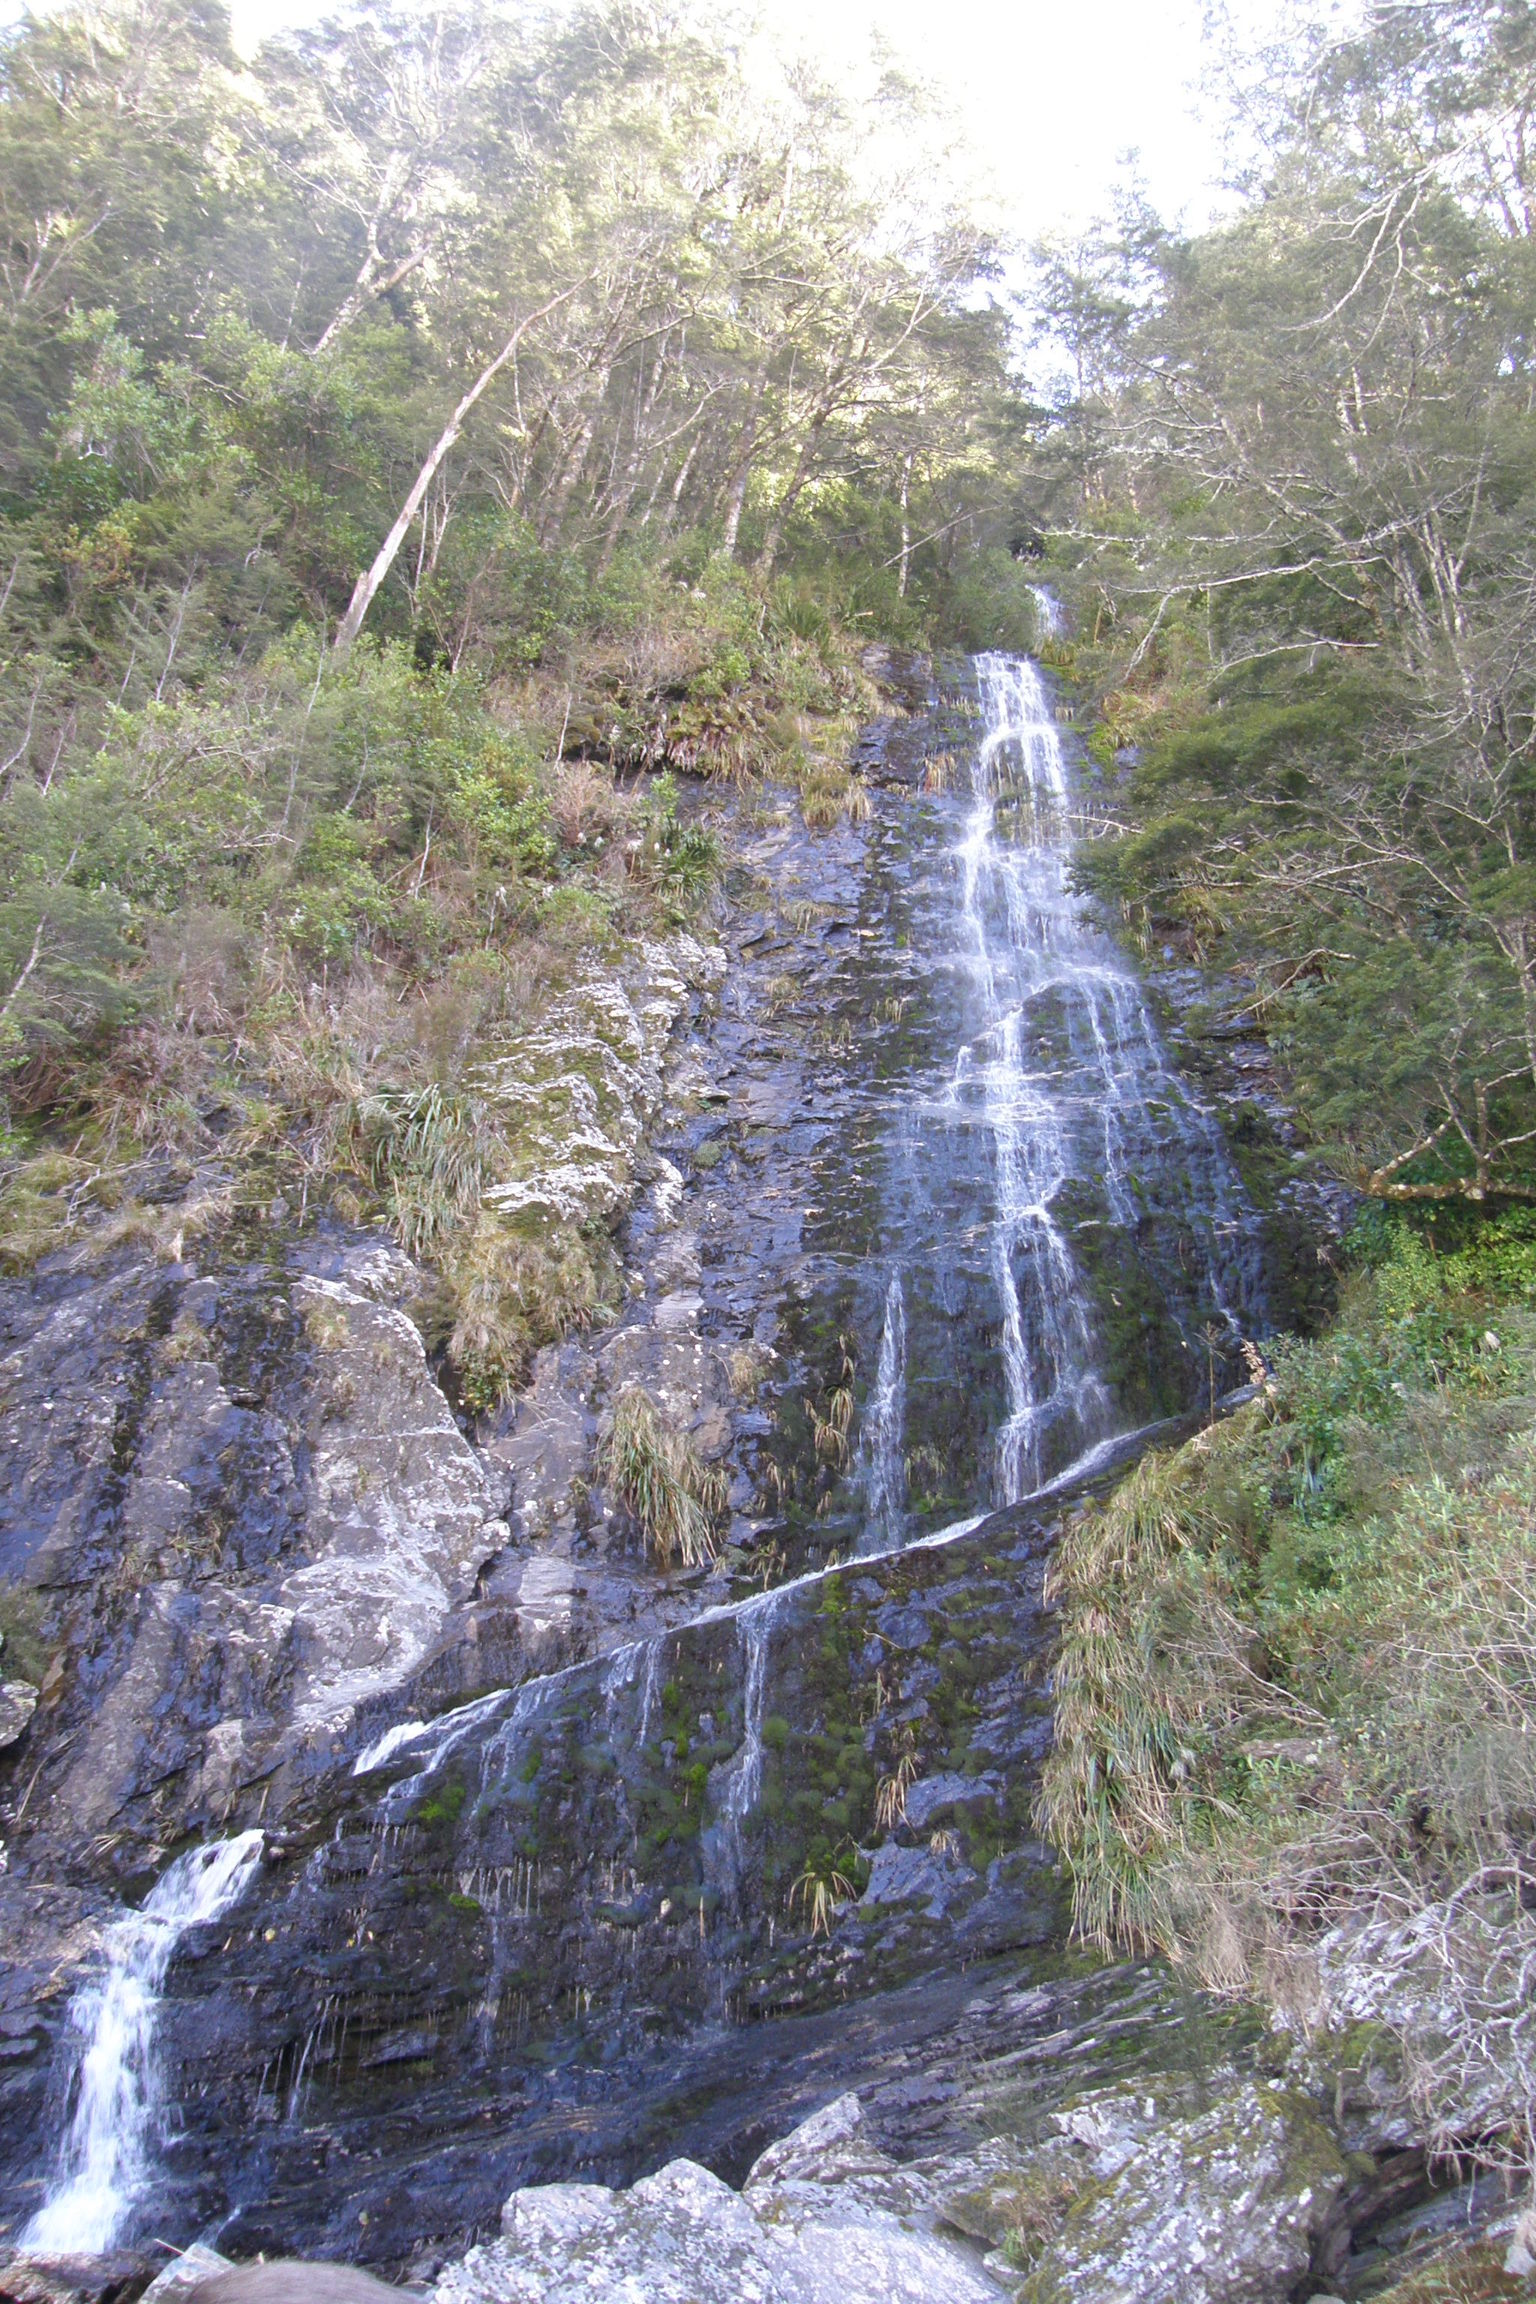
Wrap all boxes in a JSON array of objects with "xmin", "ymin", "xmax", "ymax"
[
  {"xmin": 348, "ymin": 1083, "xmax": 507, "ymax": 1259},
  {"xmin": 1040, "ymin": 1209, "xmax": 1536, "ymax": 2164},
  {"xmin": 798, "ymin": 767, "xmax": 875, "ymax": 828},
  {"xmin": 599, "ymin": 1386, "xmax": 726, "ymax": 1567},
  {"xmin": 1369, "ymin": 2242, "xmax": 1529, "ymax": 2303},
  {"xmin": 790, "ymin": 1847, "xmax": 861, "ymax": 1937},
  {"xmin": 443, "ymin": 1219, "xmax": 619, "ymax": 1414},
  {"xmin": 0, "ymin": 1152, "xmax": 94, "ymax": 1269}
]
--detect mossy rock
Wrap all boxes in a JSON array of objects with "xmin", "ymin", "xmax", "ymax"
[
  {"xmin": 1017, "ymin": 2075, "xmax": 1355, "ymax": 2304},
  {"xmin": 1370, "ymin": 2242, "xmax": 1530, "ymax": 2304}
]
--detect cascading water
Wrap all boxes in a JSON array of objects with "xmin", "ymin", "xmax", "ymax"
[
  {"xmin": 1029, "ymin": 583, "xmax": 1066, "ymax": 639},
  {"xmin": 13, "ymin": 648, "xmax": 1276, "ymax": 2251},
  {"xmin": 365, "ymin": 646, "xmax": 1266, "ymax": 1860},
  {"xmin": 22, "ymin": 1831, "xmax": 264, "ymax": 2254},
  {"xmin": 954, "ymin": 656, "xmax": 1114, "ymax": 1494},
  {"xmin": 848, "ymin": 649, "xmax": 1262, "ymax": 1513},
  {"xmin": 857, "ymin": 1270, "xmax": 907, "ymax": 1550}
]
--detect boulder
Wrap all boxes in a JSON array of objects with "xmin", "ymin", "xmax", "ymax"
[
  {"xmin": 0, "ymin": 2255, "xmax": 152, "ymax": 2304},
  {"xmin": 0, "ymin": 1680, "xmax": 36, "ymax": 1751},
  {"xmin": 1011, "ymin": 2075, "xmax": 1356, "ymax": 2304},
  {"xmin": 433, "ymin": 2097, "xmax": 1006, "ymax": 2304},
  {"xmin": 180, "ymin": 2270, "xmax": 412, "ymax": 2304}
]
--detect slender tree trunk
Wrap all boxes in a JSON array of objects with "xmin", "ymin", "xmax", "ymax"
[
  {"xmin": 657, "ymin": 428, "xmax": 703, "ymax": 529},
  {"xmin": 755, "ymin": 406, "xmax": 828, "ymax": 575},
  {"xmin": 720, "ymin": 369, "xmax": 766, "ymax": 556},
  {"xmin": 311, "ymin": 249, "xmax": 425, "ymax": 359},
  {"xmin": 333, "ymin": 286, "xmax": 581, "ymax": 660},
  {"xmin": 537, "ymin": 407, "xmax": 599, "ymax": 544}
]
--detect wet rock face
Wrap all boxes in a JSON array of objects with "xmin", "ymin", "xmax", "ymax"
[
  {"xmin": 0, "ymin": 649, "xmax": 1350, "ymax": 2269},
  {"xmin": 0, "ymin": 1233, "xmax": 506, "ymax": 1860},
  {"xmin": 80, "ymin": 1506, "xmax": 1061, "ymax": 2258},
  {"xmin": 0, "ymin": 1226, "xmax": 515, "ymax": 2239}
]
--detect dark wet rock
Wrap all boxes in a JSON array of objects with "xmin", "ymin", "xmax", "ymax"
[
  {"xmin": 0, "ymin": 1233, "xmax": 509, "ymax": 1863},
  {"xmin": 0, "ymin": 2254, "xmax": 153, "ymax": 2304},
  {"xmin": 860, "ymin": 1841, "xmax": 975, "ymax": 1918},
  {"xmin": 0, "ymin": 656, "xmax": 1350, "ymax": 2274}
]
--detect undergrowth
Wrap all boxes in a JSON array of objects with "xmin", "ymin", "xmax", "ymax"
[
  {"xmin": 1040, "ymin": 1205, "xmax": 1536, "ymax": 2166},
  {"xmin": 0, "ymin": 562, "xmax": 892, "ymax": 1398}
]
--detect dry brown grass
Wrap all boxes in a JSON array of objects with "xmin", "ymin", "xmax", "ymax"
[
  {"xmin": 598, "ymin": 1386, "xmax": 726, "ymax": 1566},
  {"xmin": 1039, "ymin": 1234, "xmax": 1536, "ymax": 2176}
]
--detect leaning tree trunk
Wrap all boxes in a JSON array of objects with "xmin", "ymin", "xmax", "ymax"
[{"xmin": 332, "ymin": 285, "xmax": 581, "ymax": 660}]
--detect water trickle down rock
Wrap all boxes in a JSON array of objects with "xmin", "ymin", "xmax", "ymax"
[
  {"xmin": 22, "ymin": 1831, "xmax": 265, "ymax": 2255},
  {"xmin": 856, "ymin": 1273, "xmax": 907, "ymax": 1553},
  {"xmin": 0, "ymin": 651, "xmax": 1320, "ymax": 2263}
]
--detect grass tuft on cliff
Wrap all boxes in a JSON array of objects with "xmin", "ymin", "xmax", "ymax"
[{"xmin": 600, "ymin": 1386, "xmax": 727, "ymax": 1568}]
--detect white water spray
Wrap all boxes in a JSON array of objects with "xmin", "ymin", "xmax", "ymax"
[
  {"xmin": 933, "ymin": 652, "xmax": 1258, "ymax": 1502},
  {"xmin": 1029, "ymin": 584, "xmax": 1065, "ymax": 638},
  {"xmin": 953, "ymin": 654, "xmax": 1113, "ymax": 1497},
  {"xmin": 858, "ymin": 1269, "xmax": 907, "ymax": 1550},
  {"xmin": 23, "ymin": 1831, "xmax": 264, "ymax": 2254}
]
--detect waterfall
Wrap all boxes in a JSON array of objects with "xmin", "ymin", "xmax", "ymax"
[
  {"xmin": 1029, "ymin": 584, "xmax": 1065, "ymax": 638},
  {"xmin": 858, "ymin": 1270, "xmax": 907, "ymax": 1550},
  {"xmin": 923, "ymin": 651, "xmax": 1259, "ymax": 1506},
  {"xmin": 950, "ymin": 654, "xmax": 1115, "ymax": 1500},
  {"xmin": 23, "ymin": 1831, "xmax": 265, "ymax": 2254},
  {"xmin": 306, "ymin": 647, "xmax": 1267, "ymax": 1911},
  {"xmin": 718, "ymin": 1594, "xmax": 775, "ymax": 1831}
]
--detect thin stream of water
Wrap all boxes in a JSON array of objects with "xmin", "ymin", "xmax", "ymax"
[{"xmin": 22, "ymin": 1831, "xmax": 265, "ymax": 2253}]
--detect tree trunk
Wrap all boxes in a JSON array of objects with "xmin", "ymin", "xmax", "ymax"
[
  {"xmin": 332, "ymin": 286, "xmax": 580, "ymax": 660},
  {"xmin": 755, "ymin": 407, "xmax": 827, "ymax": 575},
  {"xmin": 720, "ymin": 369, "xmax": 766, "ymax": 556},
  {"xmin": 311, "ymin": 248, "xmax": 425, "ymax": 359}
]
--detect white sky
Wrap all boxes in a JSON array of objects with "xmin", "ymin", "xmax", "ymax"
[{"xmin": 217, "ymin": 0, "xmax": 1356, "ymax": 241}]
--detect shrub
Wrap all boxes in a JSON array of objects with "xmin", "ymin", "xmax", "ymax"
[{"xmin": 1039, "ymin": 1209, "xmax": 1536, "ymax": 2168}]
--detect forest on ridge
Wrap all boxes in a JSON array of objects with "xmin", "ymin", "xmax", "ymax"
[{"xmin": 4, "ymin": 0, "xmax": 1536, "ymax": 1304}]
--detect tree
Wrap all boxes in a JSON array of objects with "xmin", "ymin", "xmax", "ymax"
[{"xmin": 1052, "ymin": 0, "xmax": 1536, "ymax": 1202}]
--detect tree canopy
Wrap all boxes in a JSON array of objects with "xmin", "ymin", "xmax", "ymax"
[{"xmin": 1040, "ymin": 0, "xmax": 1536, "ymax": 1206}]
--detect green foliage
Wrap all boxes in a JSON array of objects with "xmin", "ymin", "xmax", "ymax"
[
  {"xmin": 788, "ymin": 1842, "xmax": 865, "ymax": 1937},
  {"xmin": 1041, "ymin": 1206, "xmax": 1536, "ymax": 2154},
  {"xmin": 0, "ymin": 0, "xmax": 1031, "ymax": 1214},
  {"xmin": 1040, "ymin": 4, "xmax": 1536, "ymax": 1205}
]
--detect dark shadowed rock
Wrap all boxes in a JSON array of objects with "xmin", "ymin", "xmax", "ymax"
[{"xmin": 0, "ymin": 2254, "xmax": 152, "ymax": 2304}]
